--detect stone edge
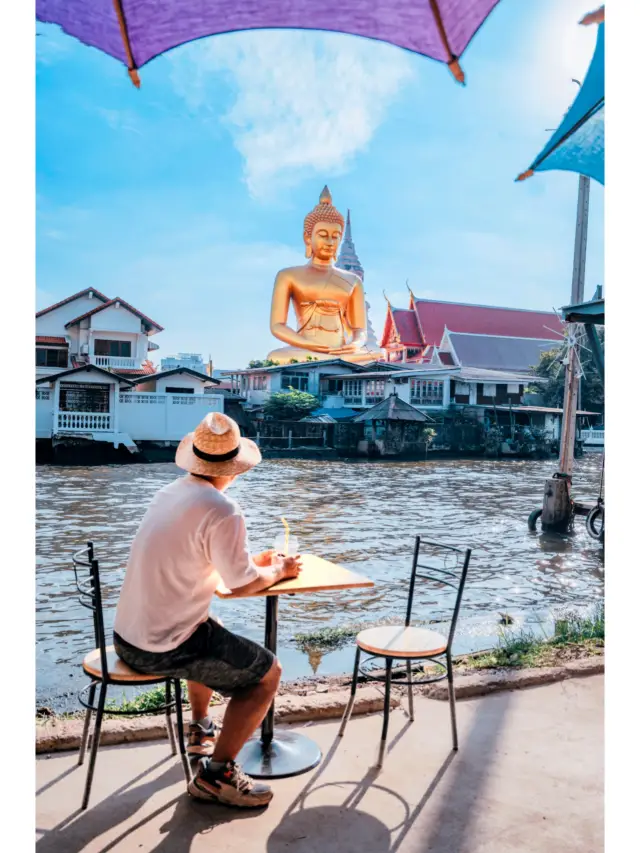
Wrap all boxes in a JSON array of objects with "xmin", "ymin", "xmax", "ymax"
[{"xmin": 36, "ymin": 658, "xmax": 603, "ymax": 755}]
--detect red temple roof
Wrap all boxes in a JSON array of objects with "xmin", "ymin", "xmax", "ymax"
[
  {"xmin": 381, "ymin": 297, "xmax": 563, "ymax": 350},
  {"xmin": 414, "ymin": 299, "xmax": 562, "ymax": 344}
]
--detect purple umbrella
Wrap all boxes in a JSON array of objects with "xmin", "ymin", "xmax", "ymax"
[{"xmin": 36, "ymin": 0, "xmax": 501, "ymax": 87}]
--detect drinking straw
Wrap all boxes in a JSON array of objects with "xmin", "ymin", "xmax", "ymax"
[{"xmin": 281, "ymin": 516, "xmax": 290, "ymax": 556}]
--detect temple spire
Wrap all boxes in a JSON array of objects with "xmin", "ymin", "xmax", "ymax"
[{"xmin": 336, "ymin": 208, "xmax": 364, "ymax": 281}]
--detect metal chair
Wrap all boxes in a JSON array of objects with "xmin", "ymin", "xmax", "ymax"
[
  {"xmin": 73, "ymin": 542, "xmax": 190, "ymax": 810},
  {"xmin": 339, "ymin": 537, "xmax": 472, "ymax": 767}
]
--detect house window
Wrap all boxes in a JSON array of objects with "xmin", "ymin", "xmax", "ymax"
[
  {"xmin": 343, "ymin": 379, "xmax": 363, "ymax": 404},
  {"xmin": 36, "ymin": 347, "xmax": 68, "ymax": 368},
  {"xmin": 365, "ymin": 379, "xmax": 385, "ymax": 404},
  {"xmin": 252, "ymin": 375, "xmax": 268, "ymax": 391},
  {"xmin": 284, "ymin": 372, "xmax": 309, "ymax": 392},
  {"xmin": 94, "ymin": 339, "xmax": 132, "ymax": 358},
  {"xmin": 165, "ymin": 386, "xmax": 194, "ymax": 394},
  {"xmin": 406, "ymin": 348, "xmax": 422, "ymax": 359},
  {"xmin": 59, "ymin": 382, "xmax": 110, "ymax": 412},
  {"xmin": 410, "ymin": 379, "xmax": 444, "ymax": 405}
]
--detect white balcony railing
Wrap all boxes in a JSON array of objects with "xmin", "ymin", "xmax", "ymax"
[
  {"xmin": 90, "ymin": 356, "xmax": 138, "ymax": 369},
  {"xmin": 55, "ymin": 411, "xmax": 113, "ymax": 432}
]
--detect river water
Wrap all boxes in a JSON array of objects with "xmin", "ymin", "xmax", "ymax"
[{"xmin": 36, "ymin": 456, "xmax": 604, "ymax": 711}]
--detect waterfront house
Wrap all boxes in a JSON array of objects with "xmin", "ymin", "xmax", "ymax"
[
  {"xmin": 35, "ymin": 290, "xmax": 225, "ymax": 460},
  {"xmin": 223, "ymin": 359, "xmax": 397, "ymax": 410},
  {"xmin": 36, "ymin": 288, "xmax": 162, "ymax": 381},
  {"xmin": 223, "ymin": 358, "xmax": 597, "ymax": 449}
]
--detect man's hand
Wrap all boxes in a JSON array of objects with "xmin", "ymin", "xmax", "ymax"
[
  {"xmin": 279, "ymin": 554, "xmax": 302, "ymax": 580},
  {"xmin": 230, "ymin": 554, "xmax": 303, "ymax": 598}
]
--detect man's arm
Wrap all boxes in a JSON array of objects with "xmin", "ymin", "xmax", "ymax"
[
  {"xmin": 204, "ymin": 509, "xmax": 301, "ymax": 596},
  {"xmin": 230, "ymin": 554, "xmax": 302, "ymax": 597}
]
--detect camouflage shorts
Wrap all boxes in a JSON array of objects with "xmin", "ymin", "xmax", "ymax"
[{"xmin": 113, "ymin": 618, "xmax": 274, "ymax": 696}]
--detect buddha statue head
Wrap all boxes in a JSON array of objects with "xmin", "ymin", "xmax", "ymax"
[{"xmin": 303, "ymin": 186, "xmax": 345, "ymax": 262}]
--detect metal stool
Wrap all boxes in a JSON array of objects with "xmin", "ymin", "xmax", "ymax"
[
  {"xmin": 339, "ymin": 537, "xmax": 471, "ymax": 766},
  {"xmin": 73, "ymin": 542, "xmax": 190, "ymax": 810}
]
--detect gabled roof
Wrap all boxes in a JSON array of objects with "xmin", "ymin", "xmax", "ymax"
[
  {"xmin": 130, "ymin": 367, "xmax": 220, "ymax": 385},
  {"xmin": 35, "ymin": 365, "xmax": 135, "ymax": 385},
  {"xmin": 65, "ymin": 298, "xmax": 164, "ymax": 333},
  {"xmin": 354, "ymin": 395, "xmax": 433, "ymax": 423},
  {"xmin": 36, "ymin": 336, "xmax": 68, "ymax": 346},
  {"xmin": 447, "ymin": 332, "xmax": 559, "ymax": 373},
  {"xmin": 391, "ymin": 309, "xmax": 423, "ymax": 347},
  {"xmin": 414, "ymin": 299, "xmax": 563, "ymax": 344},
  {"xmin": 116, "ymin": 365, "xmax": 157, "ymax": 376},
  {"xmin": 36, "ymin": 288, "xmax": 110, "ymax": 318}
]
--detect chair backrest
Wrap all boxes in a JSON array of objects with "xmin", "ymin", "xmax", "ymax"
[
  {"xmin": 405, "ymin": 536, "xmax": 472, "ymax": 652},
  {"xmin": 72, "ymin": 541, "xmax": 109, "ymax": 681}
]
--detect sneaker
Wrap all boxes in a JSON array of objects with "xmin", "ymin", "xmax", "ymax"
[
  {"xmin": 188, "ymin": 759, "xmax": 274, "ymax": 808},
  {"xmin": 187, "ymin": 720, "xmax": 219, "ymax": 756}
]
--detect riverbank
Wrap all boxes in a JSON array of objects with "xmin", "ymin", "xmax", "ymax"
[
  {"xmin": 35, "ymin": 644, "xmax": 603, "ymax": 754},
  {"xmin": 36, "ymin": 610, "xmax": 604, "ymax": 752}
]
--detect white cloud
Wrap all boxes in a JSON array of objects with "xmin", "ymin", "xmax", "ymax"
[{"xmin": 169, "ymin": 30, "xmax": 412, "ymax": 197}]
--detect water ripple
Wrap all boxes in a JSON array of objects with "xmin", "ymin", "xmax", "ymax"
[{"xmin": 36, "ymin": 456, "xmax": 604, "ymax": 709}]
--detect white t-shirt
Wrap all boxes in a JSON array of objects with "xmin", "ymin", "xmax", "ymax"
[{"xmin": 114, "ymin": 474, "xmax": 260, "ymax": 652}]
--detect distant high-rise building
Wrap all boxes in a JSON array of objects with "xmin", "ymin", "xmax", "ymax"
[{"xmin": 160, "ymin": 353, "xmax": 206, "ymax": 372}]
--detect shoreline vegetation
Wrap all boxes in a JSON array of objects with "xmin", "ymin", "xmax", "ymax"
[{"xmin": 36, "ymin": 607, "xmax": 603, "ymax": 722}]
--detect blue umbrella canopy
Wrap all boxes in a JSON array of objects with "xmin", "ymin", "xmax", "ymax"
[{"xmin": 517, "ymin": 22, "xmax": 604, "ymax": 185}]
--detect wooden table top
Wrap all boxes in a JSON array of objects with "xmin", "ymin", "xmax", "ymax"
[{"xmin": 215, "ymin": 553, "xmax": 374, "ymax": 600}]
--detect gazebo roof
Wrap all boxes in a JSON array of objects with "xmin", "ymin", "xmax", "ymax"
[{"xmin": 354, "ymin": 395, "xmax": 433, "ymax": 423}]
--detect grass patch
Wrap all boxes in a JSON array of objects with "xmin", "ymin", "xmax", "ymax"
[
  {"xmin": 460, "ymin": 605, "xmax": 604, "ymax": 671},
  {"xmin": 104, "ymin": 682, "xmax": 222, "ymax": 717},
  {"xmin": 293, "ymin": 625, "xmax": 359, "ymax": 652}
]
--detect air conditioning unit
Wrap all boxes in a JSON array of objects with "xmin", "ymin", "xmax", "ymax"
[{"xmin": 81, "ymin": 344, "xmax": 89, "ymax": 355}]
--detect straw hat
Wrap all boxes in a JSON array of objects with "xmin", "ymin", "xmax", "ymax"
[{"xmin": 175, "ymin": 412, "xmax": 261, "ymax": 477}]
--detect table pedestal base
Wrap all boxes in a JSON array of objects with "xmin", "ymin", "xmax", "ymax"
[{"xmin": 237, "ymin": 729, "xmax": 322, "ymax": 779}]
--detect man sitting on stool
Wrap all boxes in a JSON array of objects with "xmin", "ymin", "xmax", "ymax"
[{"xmin": 113, "ymin": 412, "xmax": 301, "ymax": 808}]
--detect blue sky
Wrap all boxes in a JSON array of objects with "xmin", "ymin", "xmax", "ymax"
[{"xmin": 36, "ymin": 0, "xmax": 603, "ymax": 369}]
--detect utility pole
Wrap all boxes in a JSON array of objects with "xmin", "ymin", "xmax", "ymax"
[{"xmin": 541, "ymin": 174, "xmax": 590, "ymax": 531}]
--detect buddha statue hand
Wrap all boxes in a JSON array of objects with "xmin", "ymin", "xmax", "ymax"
[{"xmin": 328, "ymin": 329, "xmax": 367, "ymax": 356}]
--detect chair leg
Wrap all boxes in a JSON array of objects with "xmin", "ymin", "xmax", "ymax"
[
  {"xmin": 78, "ymin": 682, "xmax": 96, "ymax": 766},
  {"xmin": 339, "ymin": 646, "xmax": 361, "ymax": 737},
  {"xmin": 165, "ymin": 680, "xmax": 177, "ymax": 756},
  {"xmin": 406, "ymin": 661, "xmax": 415, "ymax": 722},
  {"xmin": 377, "ymin": 658, "xmax": 393, "ymax": 768},
  {"xmin": 81, "ymin": 681, "xmax": 107, "ymax": 811},
  {"xmin": 447, "ymin": 652, "xmax": 459, "ymax": 751},
  {"xmin": 173, "ymin": 679, "xmax": 191, "ymax": 783}
]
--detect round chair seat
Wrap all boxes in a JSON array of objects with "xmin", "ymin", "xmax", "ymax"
[
  {"xmin": 356, "ymin": 625, "xmax": 448, "ymax": 659},
  {"xmin": 82, "ymin": 645, "xmax": 163, "ymax": 683}
]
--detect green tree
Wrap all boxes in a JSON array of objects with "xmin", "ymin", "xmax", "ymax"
[
  {"xmin": 263, "ymin": 389, "xmax": 321, "ymax": 420},
  {"xmin": 529, "ymin": 328, "xmax": 604, "ymax": 414},
  {"xmin": 247, "ymin": 358, "xmax": 278, "ymax": 369}
]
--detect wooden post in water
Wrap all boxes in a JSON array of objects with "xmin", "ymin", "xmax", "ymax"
[{"xmin": 541, "ymin": 174, "xmax": 590, "ymax": 532}]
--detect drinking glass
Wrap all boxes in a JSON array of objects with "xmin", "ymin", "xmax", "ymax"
[{"xmin": 273, "ymin": 532, "xmax": 300, "ymax": 558}]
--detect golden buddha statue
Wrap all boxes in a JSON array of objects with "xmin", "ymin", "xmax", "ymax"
[{"xmin": 267, "ymin": 187, "xmax": 383, "ymax": 365}]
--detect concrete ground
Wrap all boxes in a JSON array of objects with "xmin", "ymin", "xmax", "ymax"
[{"xmin": 36, "ymin": 676, "xmax": 603, "ymax": 853}]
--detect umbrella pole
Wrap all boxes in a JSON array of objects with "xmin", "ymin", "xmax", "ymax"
[{"xmin": 541, "ymin": 175, "xmax": 590, "ymax": 532}]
